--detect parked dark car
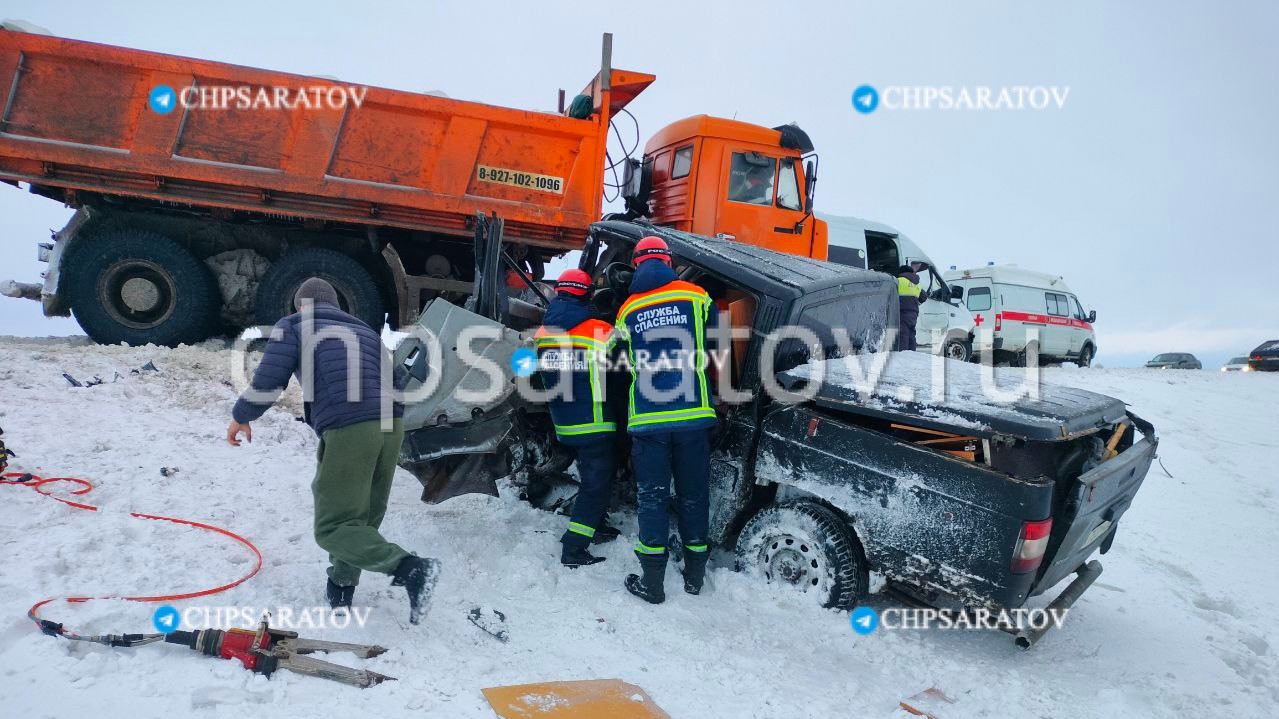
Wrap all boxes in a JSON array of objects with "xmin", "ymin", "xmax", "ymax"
[
  {"xmin": 395, "ymin": 222, "xmax": 1158, "ymax": 647},
  {"xmin": 1145, "ymin": 352, "xmax": 1201, "ymax": 370},
  {"xmin": 1248, "ymin": 340, "xmax": 1279, "ymax": 372}
]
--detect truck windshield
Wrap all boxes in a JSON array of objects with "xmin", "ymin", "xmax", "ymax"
[{"xmin": 728, "ymin": 152, "xmax": 776, "ymax": 205}]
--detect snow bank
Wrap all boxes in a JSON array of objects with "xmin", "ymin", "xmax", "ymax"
[{"xmin": 0, "ymin": 337, "xmax": 1276, "ymax": 717}]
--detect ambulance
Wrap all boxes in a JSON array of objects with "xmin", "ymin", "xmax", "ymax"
[
  {"xmin": 943, "ymin": 264, "xmax": 1098, "ymax": 367},
  {"xmin": 820, "ymin": 214, "xmax": 976, "ymax": 360}
]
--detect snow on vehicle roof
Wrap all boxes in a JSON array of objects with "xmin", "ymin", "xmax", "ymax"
[
  {"xmin": 593, "ymin": 220, "xmax": 886, "ymax": 296},
  {"xmin": 944, "ymin": 264, "xmax": 1075, "ymax": 293},
  {"xmin": 780, "ymin": 350, "xmax": 1128, "ymax": 440}
]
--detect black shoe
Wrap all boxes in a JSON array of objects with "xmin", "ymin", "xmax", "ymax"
[
  {"xmin": 561, "ymin": 544, "xmax": 606, "ymax": 568},
  {"xmin": 391, "ymin": 555, "xmax": 441, "ymax": 625},
  {"xmin": 624, "ymin": 551, "xmax": 667, "ymax": 605},
  {"xmin": 682, "ymin": 546, "xmax": 710, "ymax": 595},
  {"xmin": 326, "ymin": 579, "xmax": 354, "ymax": 609},
  {"xmin": 591, "ymin": 521, "xmax": 621, "ymax": 545}
]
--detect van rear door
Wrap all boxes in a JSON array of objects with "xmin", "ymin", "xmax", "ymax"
[{"xmin": 1031, "ymin": 416, "xmax": 1158, "ymax": 594}]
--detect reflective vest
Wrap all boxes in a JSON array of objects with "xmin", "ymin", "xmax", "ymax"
[
  {"xmin": 614, "ymin": 279, "xmax": 716, "ymax": 434},
  {"xmin": 534, "ymin": 319, "xmax": 616, "ymax": 444},
  {"xmin": 897, "ymin": 276, "xmax": 922, "ymax": 298}
]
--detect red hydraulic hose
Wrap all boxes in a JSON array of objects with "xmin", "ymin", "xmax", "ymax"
[{"xmin": 2, "ymin": 471, "xmax": 263, "ymax": 641}]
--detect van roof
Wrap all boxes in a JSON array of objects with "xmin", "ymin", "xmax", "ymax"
[
  {"xmin": 943, "ymin": 264, "xmax": 1075, "ymax": 293},
  {"xmin": 818, "ymin": 213, "xmax": 902, "ymax": 246}
]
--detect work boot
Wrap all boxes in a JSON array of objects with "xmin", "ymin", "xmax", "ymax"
[
  {"xmin": 326, "ymin": 578, "xmax": 354, "ymax": 609},
  {"xmin": 681, "ymin": 546, "xmax": 710, "ymax": 595},
  {"xmin": 591, "ymin": 520, "xmax": 621, "ymax": 545},
  {"xmin": 391, "ymin": 555, "xmax": 441, "ymax": 625},
  {"xmin": 561, "ymin": 543, "xmax": 606, "ymax": 568},
  {"xmin": 624, "ymin": 551, "xmax": 667, "ymax": 605}
]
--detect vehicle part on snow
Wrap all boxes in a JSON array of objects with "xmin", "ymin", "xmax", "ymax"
[
  {"xmin": 899, "ymin": 687, "xmax": 956, "ymax": 717},
  {"xmin": 483, "ymin": 679, "xmax": 671, "ymax": 719},
  {"xmin": 735, "ymin": 500, "xmax": 869, "ymax": 609},
  {"xmin": 468, "ymin": 607, "xmax": 510, "ymax": 642}
]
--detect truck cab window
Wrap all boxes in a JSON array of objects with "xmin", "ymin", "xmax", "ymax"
[
  {"xmin": 728, "ymin": 152, "xmax": 776, "ymax": 205},
  {"xmin": 966, "ymin": 286, "xmax": 992, "ymax": 312},
  {"xmin": 671, "ymin": 145, "xmax": 693, "ymax": 179},
  {"xmin": 776, "ymin": 157, "xmax": 801, "ymax": 210}
]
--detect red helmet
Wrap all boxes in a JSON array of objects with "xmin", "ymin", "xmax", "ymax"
[
  {"xmin": 555, "ymin": 268, "xmax": 592, "ymax": 297},
  {"xmin": 633, "ymin": 236, "xmax": 672, "ymax": 265}
]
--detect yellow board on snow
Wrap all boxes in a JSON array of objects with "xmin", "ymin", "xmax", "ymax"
[{"xmin": 482, "ymin": 679, "xmax": 670, "ymax": 719}]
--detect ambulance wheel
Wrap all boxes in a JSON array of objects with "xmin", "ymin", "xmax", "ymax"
[
  {"xmin": 942, "ymin": 336, "xmax": 972, "ymax": 362},
  {"xmin": 1077, "ymin": 344, "xmax": 1095, "ymax": 367},
  {"xmin": 735, "ymin": 500, "xmax": 868, "ymax": 610}
]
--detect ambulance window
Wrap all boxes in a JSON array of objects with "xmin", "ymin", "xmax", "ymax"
[
  {"xmin": 1046, "ymin": 292, "xmax": 1069, "ymax": 316},
  {"xmin": 966, "ymin": 287, "xmax": 992, "ymax": 312},
  {"xmin": 776, "ymin": 158, "xmax": 801, "ymax": 210},
  {"xmin": 728, "ymin": 152, "xmax": 776, "ymax": 205},
  {"xmin": 1070, "ymin": 296, "xmax": 1085, "ymax": 319},
  {"xmin": 671, "ymin": 146, "xmax": 693, "ymax": 179}
]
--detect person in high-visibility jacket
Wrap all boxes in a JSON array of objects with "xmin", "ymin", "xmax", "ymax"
[
  {"xmin": 614, "ymin": 236, "xmax": 717, "ymax": 604},
  {"xmin": 896, "ymin": 264, "xmax": 923, "ymax": 351},
  {"xmin": 535, "ymin": 269, "xmax": 619, "ymax": 568}
]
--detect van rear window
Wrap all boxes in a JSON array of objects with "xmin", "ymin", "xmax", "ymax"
[{"xmin": 966, "ymin": 286, "xmax": 991, "ymax": 311}]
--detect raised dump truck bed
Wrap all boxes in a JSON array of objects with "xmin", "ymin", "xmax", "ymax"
[{"xmin": 0, "ymin": 29, "xmax": 652, "ymax": 249}]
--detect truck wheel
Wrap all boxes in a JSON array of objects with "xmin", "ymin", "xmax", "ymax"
[
  {"xmin": 735, "ymin": 500, "xmax": 868, "ymax": 610},
  {"xmin": 942, "ymin": 336, "xmax": 972, "ymax": 362},
  {"xmin": 67, "ymin": 230, "xmax": 219, "ymax": 347},
  {"xmin": 254, "ymin": 248, "xmax": 385, "ymax": 330},
  {"xmin": 1077, "ymin": 344, "xmax": 1095, "ymax": 367}
]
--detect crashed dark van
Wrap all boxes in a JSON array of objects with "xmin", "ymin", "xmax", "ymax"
[{"xmin": 393, "ymin": 220, "xmax": 1159, "ymax": 646}]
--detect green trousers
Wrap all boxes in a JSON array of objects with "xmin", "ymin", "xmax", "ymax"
[{"xmin": 313, "ymin": 418, "xmax": 409, "ymax": 587}]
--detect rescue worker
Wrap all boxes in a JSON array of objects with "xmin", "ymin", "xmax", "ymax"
[
  {"xmin": 226, "ymin": 278, "xmax": 439, "ymax": 624},
  {"xmin": 534, "ymin": 269, "xmax": 619, "ymax": 568},
  {"xmin": 614, "ymin": 236, "xmax": 717, "ymax": 604},
  {"xmin": 896, "ymin": 263, "xmax": 923, "ymax": 351}
]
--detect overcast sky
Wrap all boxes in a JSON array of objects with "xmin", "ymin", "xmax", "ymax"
[{"xmin": 1, "ymin": 0, "xmax": 1275, "ymax": 367}]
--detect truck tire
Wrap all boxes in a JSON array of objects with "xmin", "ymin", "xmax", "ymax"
[
  {"xmin": 942, "ymin": 335, "xmax": 972, "ymax": 362},
  {"xmin": 254, "ymin": 248, "xmax": 385, "ymax": 331},
  {"xmin": 67, "ymin": 230, "xmax": 220, "ymax": 347},
  {"xmin": 735, "ymin": 500, "xmax": 869, "ymax": 610}
]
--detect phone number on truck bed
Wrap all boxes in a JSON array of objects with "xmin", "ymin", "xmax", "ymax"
[{"xmin": 476, "ymin": 166, "xmax": 565, "ymax": 195}]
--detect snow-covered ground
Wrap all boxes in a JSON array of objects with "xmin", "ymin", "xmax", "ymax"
[{"xmin": 0, "ymin": 336, "xmax": 1276, "ymax": 718}]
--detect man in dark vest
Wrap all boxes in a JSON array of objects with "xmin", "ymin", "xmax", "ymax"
[
  {"xmin": 226, "ymin": 278, "xmax": 439, "ymax": 624},
  {"xmin": 534, "ymin": 269, "xmax": 619, "ymax": 568}
]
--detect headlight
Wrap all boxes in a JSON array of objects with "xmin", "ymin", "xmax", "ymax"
[
  {"xmin": 1221, "ymin": 367, "xmax": 1228, "ymax": 372},
  {"xmin": 1243, "ymin": 365, "xmax": 1253, "ymax": 372}
]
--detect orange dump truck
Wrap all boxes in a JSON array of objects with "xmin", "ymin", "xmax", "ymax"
[{"xmin": 0, "ymin": 26, "xmax": 826, "ymax": 345}]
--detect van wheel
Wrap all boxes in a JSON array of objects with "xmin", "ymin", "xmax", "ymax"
[
  {"xmin": 942, "ymin": 336, "xmax": 972, "ymax": 362},
  {"xmin": 735, "ymin": 500, "xmax": 868, "ymax": 609},
  {"xmin": 1077, "ymin": 345, "xmax": 1095, "ymax": 367},
  {"xmin": 67, "ymin": 230, "xmax": 219, "ymax": 347},
  {"xmin": 254, "ymin": 248, "xmax": 385, "ymax": 330}
]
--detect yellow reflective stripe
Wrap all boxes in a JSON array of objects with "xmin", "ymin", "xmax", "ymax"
[
  {"xmin": 627, "ymin": 407, "xmax": 717, "ymax": 428},
  {"xmin": 568, "ymin": 522, "xmax": 595, "ymax": 538},
  {"xmin": 635, "ymin": 542, "xmax": 665, "ymax": 554},
  {"xmin": 619, "ymin": 291, "xmax": 710, "ymax": 320},
  {"xmin": 555, "ymin": 421, "xmax": 616, "ymax": 435},
  {"xmin": 536, "ymin": 336, "xmax": 607, "ymax": 350}
]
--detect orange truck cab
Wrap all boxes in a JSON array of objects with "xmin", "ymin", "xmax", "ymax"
[{"xmin": 627, "ymin": 115, "xmax": 827, "ymax": 260}]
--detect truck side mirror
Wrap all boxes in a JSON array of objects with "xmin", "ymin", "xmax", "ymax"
[
  {"xmin": 951, "ymin": 285, "xmax": 964, "ymax": 300},
  {"xmin": 804, "ymin": 159, "xmax": 817, "ymax": 210},
  {"xmin": 1087, "ymin": 310, "xmax": 1096, "ymax": 323}
]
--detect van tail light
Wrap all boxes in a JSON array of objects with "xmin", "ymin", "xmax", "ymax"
[
  {"xmin": 1011, "ymin": 518, "xmax": 1052, "ymax": 574},
  {"xmin": 994, "ymin": 313, "xmax": 1002, "ymax": 331}
]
